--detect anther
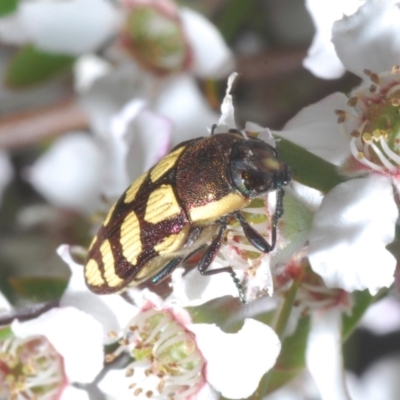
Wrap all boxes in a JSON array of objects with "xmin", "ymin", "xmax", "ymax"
[
  {"xmin": 390, "ymin": 98, "xmax": 400, "ymax": 107},
  {"xmin": 392, "ymin": 65, "xmax": 400, "ymax": 74},
  {"xmin": 334, "ymin": 110, "xmax": 347, "ymax": 123},
  {"xmin": 369, "ymin": 84, "xmax": 377, "ymax": 93},
  {"xmin": 362, "ymin": 132, "xmax": 373, "ymax": 144},
  {"xmin": 364, "ymin": 68, "xmax": 372, "ymax": 77},
  {"xmin": 105, "ymin": 353, "xmax": 116, "ymax": 363},
  {"xmin": 125, "ymin": 368, "xmax": 135, "ymax": 377},
  {"xmin": 369, "ymin": 72, "xmax": 380, "ymax": 85},
  {"xmin": 107, "ymin": 331, "xmax": 118, "ymax": 338},
  {"xmin": 347, "ymin": 97, "xmax": 358, "ymax": 107},
  {"xmin": 134, "ymin": 388, "xmax": 143, "ymax": 396}
]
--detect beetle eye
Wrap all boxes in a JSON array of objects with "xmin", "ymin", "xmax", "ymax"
[{"xmin": 241, "ymin": 171, "xmax": 269, "ymax": 193}]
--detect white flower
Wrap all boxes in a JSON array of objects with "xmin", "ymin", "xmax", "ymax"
[
  {"xmin": 0, "ymin": 0, "xmax": 120, "ymax": 55},
  {"xmin": 98, "ymin": 289, "xmax": 281, "ymax": 400},
  {"xmin": 303, "ymin": 0, "xmax": 364, "ymax": 79},
  {"xmin": 275, "ymin": 3, "xmax": 400, "ymax": 295},
  {"xmin": 347, "ymin": 352, "xmax": 400, "ymax": 400},
  {"xmin": 306, "ymin": 308, "xmax": 350, "ymax": 400},
  {"xmin": 26, "ymin": 99, "xmax": 171, "ymax": 213},
  {"xmin": 57, "ymin": 244, "xmax": 281, "ymax": 399},
  {"xmin": 57, "ymin": 244, "xmax": 138, "ymax": 343},
  {"xmin": 0, "ymin": 307, "xmax": 103, "ymax": 400}
]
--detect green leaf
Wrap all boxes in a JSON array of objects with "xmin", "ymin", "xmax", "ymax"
[
  {"xmin": 0, "ymin": 326, "xmax": 13, "ymax": 341},
  {"xmin": 342, "ymin": 289, "xmax": 376, "ymax": 340},
  {"xmin": 217, "ymin": 0, "xmax": 258, "ymax": 42},
  {"xmin": 9, "ymin": 276, "xmax": 68, "ymax": 302},
  {"xmin": 275, "ymin": 137, "xmax": 347, "ymax": 193},
  {"xmin": 5, "ymin": 45, "xmax": 75, "ymax": 88},
  {"xmin": 0, "ymin": 0, "xmax": 18, "ymax": 16}
]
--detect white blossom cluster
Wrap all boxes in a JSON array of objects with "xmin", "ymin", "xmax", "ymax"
[{"xmin": 1, "ymin": 1, "xmax": 400, "ymax": 400}]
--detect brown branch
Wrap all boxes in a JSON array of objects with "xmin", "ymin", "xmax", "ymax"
[
  {"xmin": 0, "ymin": 99, "xmax": 90, "ymax": 150},
  {"xmin": 235, "ymin": 48, "xmax": 308, "ymax": 83}
]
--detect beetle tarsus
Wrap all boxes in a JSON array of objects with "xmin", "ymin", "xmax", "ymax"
[{"xmin": 151, "ymin": 257, "xmax": 184, "ymax": 284}]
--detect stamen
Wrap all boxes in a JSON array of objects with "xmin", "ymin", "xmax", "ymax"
[
  {"xmin": 369, "ymin": 142, "xmax": 397, "ymax": 172},
  {"xmin": 350, "ymin": 137, "xmax": 384, "ymax": 172},
  {"xmin": 379, "ymin": 136, "xmax": 400, "ymax": 166},
  {"xmin": 386, "ymin": 83, "xmax": 400, "ymax": 98},
  {"xmin": 347, "ymin": 97, "xmax": 358, "ymax": 107}
]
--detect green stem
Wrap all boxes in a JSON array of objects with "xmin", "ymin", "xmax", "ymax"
[
  {"xmin": 250, "ymin": 270, "xmax": 304, "ymax": 400},
  {"xmin": 273, "ymin": 275, "xmax": 302, "ymax": 339}
]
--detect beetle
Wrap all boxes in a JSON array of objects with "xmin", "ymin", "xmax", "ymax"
[{"xmin": 84, "ymin": 129, "xmax": 290, "ymax": 302}]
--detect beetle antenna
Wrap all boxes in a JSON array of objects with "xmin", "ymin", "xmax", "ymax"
[{"xmin": 211, "ymin": 124, "xmax": 217, "ymax": 135}]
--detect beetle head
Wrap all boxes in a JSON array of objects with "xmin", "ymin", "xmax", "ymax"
[{"xmin": 230, "ymin": 139, "xmax": 290, "ymax": 198}]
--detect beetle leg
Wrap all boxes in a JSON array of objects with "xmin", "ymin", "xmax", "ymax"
[
  {"xmin": 211, "ymin": 124, "xmax": 217, "ymax": 135},
  {"xmin": 198, "ymin": 220, "xmax": 245, "ymax": 303},
  {"xmin": 234, "ymin": 211, "xmax": 275, "ymax": 252},
  {"xmin": 151, "ymin": 256, "xmax": 184, "ymax": 284}
]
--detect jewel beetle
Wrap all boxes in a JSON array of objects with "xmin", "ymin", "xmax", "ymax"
[{"xmin": 84, "ymin": 129, "xmax": 290, "ymax": 301}]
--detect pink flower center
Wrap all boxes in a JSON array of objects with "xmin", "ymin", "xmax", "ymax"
[
  {"xmin": 336, "ymin": 67, "xmax": 400, "ymax": 178},
  {"xmin": 106, "ymin": 307, "xmax": 206, "ymax": 399},
  {"xmin": 0, "ymin": 335, "xmax": 66, "ymax": 400}
]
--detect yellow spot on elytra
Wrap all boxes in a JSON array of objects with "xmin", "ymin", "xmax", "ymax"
[
  {"xmin": 150, "ymin": 146, "xmax": 186, "ymax": 182},
  {"xmin": 101, "ymin": 240, "xmax": 124, "ymax": 287},
  {"xmin": 103, "ymin": 202, "xmax": 117, "ymax": 226},
  {"xmin": 145, "ymin": 185, "xmax": 181, "ymax": 224},
  {"xmin": 120, "ymin": 211, "xmax": 142, "ymax": 265},
  {"xmin": 88, "ymin": 235, "xmax": 97, "ymax": 251},
  {"xmin": 189, "ymin": 193, "xmax": 248, "ymax": 224},
  {"xmin": 154, "ymin": 225, "xmax": 189, "ymax": 255},
  {"xmin": 85, "ymin": 259, "xmax": 105, "ymax": 287},
  {"xmin": 125, "ymin": 172, "xmax": 147, "ymax": 203}
]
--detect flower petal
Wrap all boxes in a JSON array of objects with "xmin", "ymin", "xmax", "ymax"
[
  {"xmin": 308, "ymin": 175, "xmax": 398, "ymax": 294},
  {"xmin": 169, "ymin": 266, "xmax": 238, "ymax": 307},
  {"xmin": 332, "ymin": 0, "xmax": 400, "ymax": 77},
  {"xmin": 103, "ymin": 98, "xmax": 147, "ymax": 198},
  {"xmin": 306, "ymin": 308, "xmax": 350, "ymax": 400},
  {"xmin": 180, "ymin": 7, "xmax": 234, "ymax": 79},
  {"xmin": 215, "ymin": 72, "xmax": 238, "ymax": 133},
  {"xmin": 25, "ymin": 132, "xmax": 103, "ymax": 213},
  {"xmin": 57, "ymin": 245, "xmax": 138, "ymax": 342},
  {"xmin": 303, "ymin": 0, "xmax": 361, "ymax": 79},
  {"xmin": 60, "ymin": 386, "xmax": 90, "ymax": 400},
  {"xmin": 273, "ymin": 92, "xmax": 352, "ymax": 165},
  {"xmin": 18, "ymin": 0, "xmax": 120, "ymax": 55},
  {"xmin": 154, "ymin": 74, "xmax": 218, "ymax": 145},
  {"xmin": 125, "ymin": 108, "xmax": 172, "ymax": 179},
  {"xmin": 360, "ymin": 297, "xmax": 400, "ymax": 335},
  {"xmin": 189, "ymin": 318, "xmax": 281, "ymax": 399},
  {"xmin": 11, "ymin": 307, "xmax": 104, "ymax": 383}
]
